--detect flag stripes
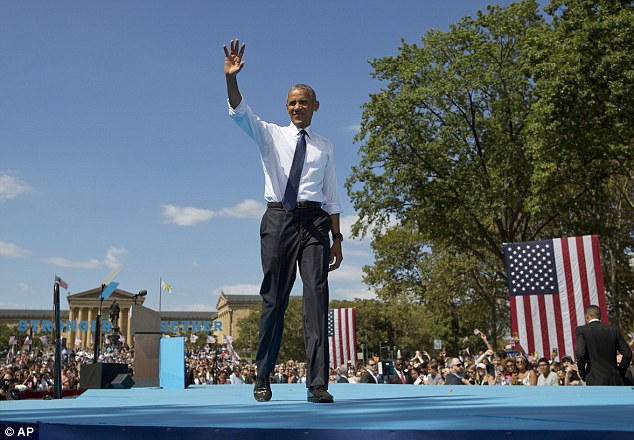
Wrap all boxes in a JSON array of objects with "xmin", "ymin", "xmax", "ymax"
[
  {"xmin": 506, "ymin": 235, "xmax": 606, "ymax": 359},
  {"xmin": 328, "ymin": 308, "xmax": 357, "ymax": 369}
]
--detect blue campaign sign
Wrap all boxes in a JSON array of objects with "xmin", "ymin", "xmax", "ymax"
[{"xmin": 100, "ymin": 281, "xmax": 119, "ymax": 299}]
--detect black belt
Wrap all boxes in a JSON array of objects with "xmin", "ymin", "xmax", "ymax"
[{"xmin": 267, "ymin": 201, "xmax": 322, "ymax": 210}]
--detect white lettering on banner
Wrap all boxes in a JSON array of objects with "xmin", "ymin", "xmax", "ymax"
[{"xmin": 17, "ymin": 319, "xmax": 223, "ymax": 335}]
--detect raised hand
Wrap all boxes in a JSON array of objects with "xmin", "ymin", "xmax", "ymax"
[{"xmin": 224, "ymin": 39, "xmax": 245, "ymax": 77}]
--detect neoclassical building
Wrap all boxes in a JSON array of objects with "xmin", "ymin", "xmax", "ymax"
[
  {"xmin": 214, "ymin": 293, "xmax": 261, "ymax": 340},
  {"xmin": 1, "ymin": 289, "xmax": 264, "ymax": 349},
  {"xmin": 64, "ymin": 287, "xmax": 139, "ymax": 349}
]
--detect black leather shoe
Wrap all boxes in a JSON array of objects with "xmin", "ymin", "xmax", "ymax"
[
  {"xmin": 307, "ymin": 385, "xmax": 334, "ymax": 403},
  {"xmin": 253, "ymin": 378, "xmax": 272, "ymax": 402}
]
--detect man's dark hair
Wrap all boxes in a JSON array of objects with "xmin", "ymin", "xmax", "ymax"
[
  {"xmin": 290, "ymin": 84, "xmax": 317, "ymax": 102},
  {"xmin": 585, "ymin": 305, "xmax": 601, "ymax": 320}
]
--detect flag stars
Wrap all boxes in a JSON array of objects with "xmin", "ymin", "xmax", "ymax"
[{"xmin": 504, "ymin": 240, "xmax": 559, "ymax": 295}]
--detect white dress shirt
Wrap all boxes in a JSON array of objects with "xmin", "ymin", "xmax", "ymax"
[{"xmin": 228, "ymin": 99, "xmax": 342, "ymax": 215}]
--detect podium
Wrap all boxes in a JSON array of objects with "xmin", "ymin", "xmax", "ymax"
[
  {"xmin": 130, "ymin": 304, "xmax": 161, "ymax": 387},
  {"xmin": 160, "ymin": 337, "xmax": 186, "ymax": 389}
]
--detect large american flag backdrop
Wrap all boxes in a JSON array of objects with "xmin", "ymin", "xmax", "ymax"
[
  {"xmin": 503, "ymin": 235, "xmax": 607, "ymax": 358},
  {"xmin": 328, "ymin": 308, "xmax": 357, "ymax": 369}
]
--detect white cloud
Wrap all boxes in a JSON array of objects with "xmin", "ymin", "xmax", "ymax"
[
  {"xmin": 0, "ymin": 240, "xmax": 30, "ymax": 258},
  {"xmin": 331, "ymin": 286, "xmax": 376, "ymax": 301},
  {"xmin": 328, "ymin": 265, "xmax": 364, "ymax": 283},
  {"xmin": 41, "ymin": 256, "xmax": 102, "ymax": 269},
  {"xmin": 339, "ymin": 213, "xmax": 401, "ymax": 245},
  {"xmin": 0, "ymin": 174, "xmax": 31, "ymax": 202},
  {"xmin": 346, "ymin": 124, "xmax": 361, "ymax": 132},
  {"xmin": 19, "ymin": 282, "xmax": 30, "ymax": 292},
  {"xmin": 339, "ymin": 214, "xmax": 374, "ymax": 245},
  {"xmin": 213, "ymin": 284, "xmax": 260, "ymax": 296},
  {"xmin": 219, "ymin": 199, "xmax": 266, "ymax": 219},
  {"xmin": 344, "ymin": 249, "xmax": 372, "ymax": 258},
  {"xmin": 104, "ymin": 247, "xmax": 127, "ymax": 270},
  {"xmin": 161, "ymin": 204, "xmax": 216, "ymax": 226},
  {"xmin": 162, "ymin": 199, "xmax": 266, "ymax": 226},
  {"xmin": 42, "ymin": 246, "xmax": 127, "ymax": 270}
]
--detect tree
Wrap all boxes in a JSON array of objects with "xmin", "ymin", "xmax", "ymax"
[
  {"xmin": 346, "ymin": 1, "xmax": 548, "ymax": 343},
  {"xmin": 347, "ymin": 0, "xmax": 634, "ymax": 340},
  {"xmin": 526, "ymin": 0, "xmax": 634, "ymax": 328},
  {"xmin": 362, "ymin": 224, "xmax": 509, "ymax": 348},
  {"xmin": 329, "ymin": 298, "xmax": 438, "ymax": 360},
  {"xmin": 0, "ymin": 324, "xmax": 16, "ymax": 351},
  {"xmin": 233, "ymin": 298, "xmax": 306, "ymax": 363}
]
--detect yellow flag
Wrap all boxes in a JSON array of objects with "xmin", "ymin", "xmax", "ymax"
[{"xmin": 161, "ymin": 279, "xmax": 172, "ymax": 293}]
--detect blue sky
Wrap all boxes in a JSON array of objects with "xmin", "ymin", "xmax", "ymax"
[{"xmin": 1, "ymin": 0, "xmax": 523, "ymax": 312}]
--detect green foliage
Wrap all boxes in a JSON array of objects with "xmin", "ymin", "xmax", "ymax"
[
  {"xmin": 349, "ymin": 1, "xmax": 548, "ymax": 256},
  {"xmin": 527, "ymin": 0, "xmax": 634, "ymax": 326},
  {"xmin": 232, "ymin": 1, "xmax": 634, "ymax": 359},
  {"xmin": 346, "ymin": 0, "xmax": 634, "ymax": 340},
  {"xmin": 347, "ymin": 1, "xmax": 547, "ymax": 346},
  {"xmin": 0, "ymin": 324, "xmax": 16, "ymax": 349},
  {"xmin": 233, "ymin": 298, "xmax": 307, "ymax": 363},
  {"xmin": 233, "ymin": 297, "xmax": 442, "ymax": 363}
]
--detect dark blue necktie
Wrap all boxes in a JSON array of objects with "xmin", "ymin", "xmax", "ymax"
[{"xmin": 282, "ymin": 129, "xmax": 307, "ymax": 212}]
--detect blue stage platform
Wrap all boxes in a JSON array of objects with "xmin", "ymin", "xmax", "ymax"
[{"xmin": 1, "ymin": 384, "xmax": 634, "ymax": 439}]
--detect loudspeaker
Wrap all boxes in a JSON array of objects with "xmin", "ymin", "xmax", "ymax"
[
  {"xmin": 109, "ymin": 373, "xmax": 135, "ymax": 389},
  {"xmin": 80, "ymin": 363, "xmax": 129, "ymax": 389}
]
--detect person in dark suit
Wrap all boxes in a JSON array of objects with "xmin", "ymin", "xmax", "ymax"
[
  {"xmin": 270, "ymin": 366, "xmax": 286, "ymax": 384},
  {"xmin": 444, "ymin": 358, "xmax": 469, "ymax": 385},
  {"xmin": 388, "ymin": 358, "xmax": 413, "ymax": 384},
  {"xmin": 335, "ymin": 366, "xmax": 349, "ymax": 383},
  {"xmin": 359, "ymin": 360, "xmax": 380, "ymax": 383},
  {"xmin": 575, "ymin": 305, "xmax": 632, "ymax": 386}
]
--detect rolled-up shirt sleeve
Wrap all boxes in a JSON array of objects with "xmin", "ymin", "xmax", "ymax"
[{"xmin": 322, "ymin": 144, "xmax": 342, "ymax": 216}]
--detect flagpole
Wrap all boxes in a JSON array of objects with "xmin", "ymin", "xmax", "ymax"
[
  {"xmin": 53, "ymin": 278, "xmax": 63, "ymax": 399},
  {"xmin": 159, "ymin": 277, "xmax": 163, "ymax": 321}
]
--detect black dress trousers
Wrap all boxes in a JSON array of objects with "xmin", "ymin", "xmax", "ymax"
[{"xmin": 255, "ymin": 203, "xmax": 331, "ymax": 388}]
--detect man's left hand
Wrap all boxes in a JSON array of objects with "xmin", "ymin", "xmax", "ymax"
[{"xmin": 329, "ymin": 241, "xmax": 343, "ymax": 271}]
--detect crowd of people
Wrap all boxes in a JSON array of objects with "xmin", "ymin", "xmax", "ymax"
[
  {"xmin": 0, "ymin": 344, "xmax": 134, "ymax": 399},
  {"xmin": 2, "ymin": 328, "xmax": 632, "ymax": 400}
]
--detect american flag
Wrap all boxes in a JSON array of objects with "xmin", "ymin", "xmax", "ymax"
[
  {"xmin": 328, "ymin": 308, "xmax": 357, "ymax": 369},
  {"xmin": 55, "ymin": 275, "xmax": 69, "ymax": 290},
  {"xmin": 224, "ymin": 335, "xmax": 240, "ymax": 362},
  {"xmin": 503, "ymin": 235, "xmax": 607, "ymax": 359}
]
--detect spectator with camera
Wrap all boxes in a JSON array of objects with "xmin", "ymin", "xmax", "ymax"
[
  {"xmin": 422, "ymin": 360, "xmax": 443, "ymax": 385},
  {"xmin": 473, "ymin": 363, "xmax": 493, "ymax": 385},
  {"xmin": 560, "ymin": 355, "xmax": 582, "ymax": 386},
  {"xmin": 1, "ymin": 372, "xmax": 22, "ymax": 400}
]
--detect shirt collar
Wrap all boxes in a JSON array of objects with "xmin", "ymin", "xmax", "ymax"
[{"xmin": 291, "ymin": 124, "xmax": 312, "ymax": 138}]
